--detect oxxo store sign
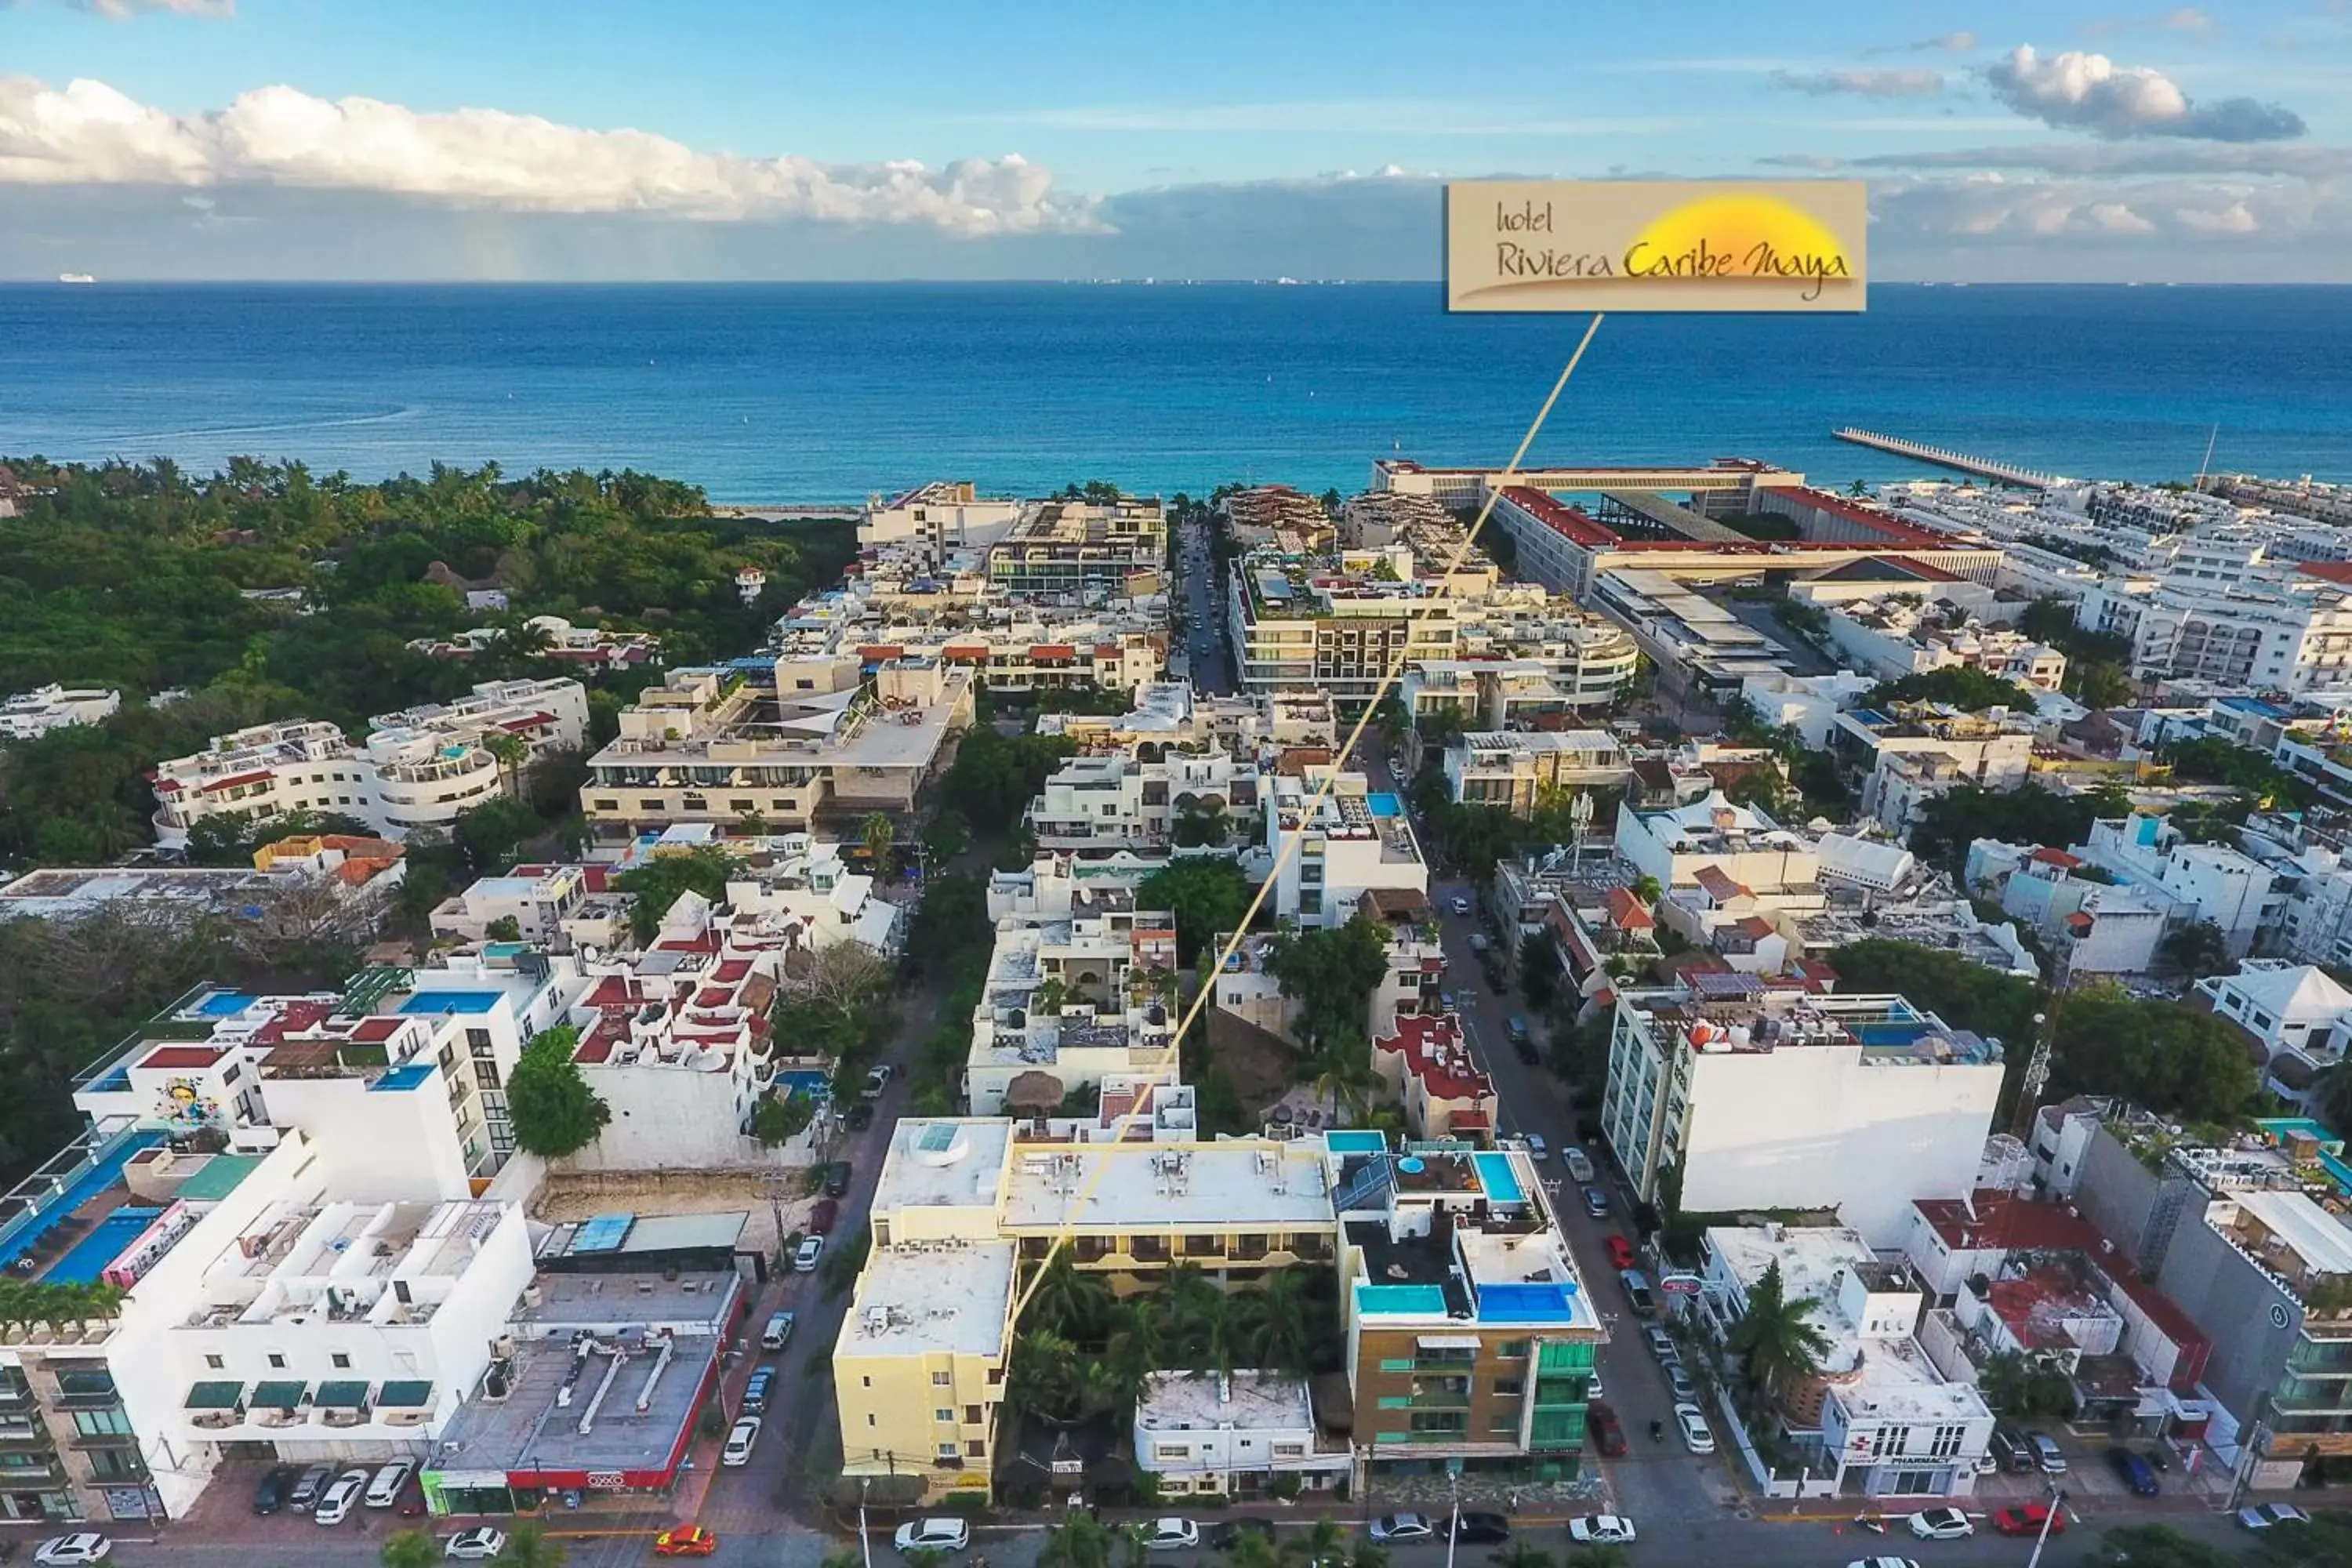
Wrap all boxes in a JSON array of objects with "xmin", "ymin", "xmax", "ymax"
[{"xmin": 1446, "ymin": 180, "xmax": 1867, "ymax": 314}]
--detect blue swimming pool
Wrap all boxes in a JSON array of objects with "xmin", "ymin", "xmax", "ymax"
[
  {"xmin": 1367, "ymin": 793, "xmax": 1402, "ymax": 818},
  {"xmin": 194, "ymin": 990, "xmax": 259, "ymax": 1017},
  {"xmin": 776, "ymin": 1070, "xmax": 831, "ymax": 1098},
  {"xmin": 0, "ymin": 1129, "xmax": 165, "ymax": 1275},
  {"xmin": 47, "ymin": 1207, "xmax": 162, "ymax": 1285},
  {"xmin": 1474, "ymin": 1151, "xmax": 1526, "ymax": 1204}
]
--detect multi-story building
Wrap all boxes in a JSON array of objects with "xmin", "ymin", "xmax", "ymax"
[
  {"xmin": 1263, "ymin": 766, "xmax": 1428, "ymax": 928},
  {"xmin": 429, "ymin": 862, "xmax": 613, "ymax": 947},
  {"xmin": 1440, "ymin": 731, "xmax": 1631, "ymax": 815},
  {"xmin": 1132, "ymin": 1372, "xmax": 1350, "ymax": 1497},
  {"xmin": 985, "ymin": 495, "xmax": 1167, "ymax": 597},
  {"xmin": 0, "ymin": 684, "xmax": 120, "ymax": 741},
  {"xmin": 1336, "ymin": 1137, "xmax": 1601, "ymax": 1483},
  {"xmin": 964, "ymin": 891, "xmax": 1179, "ymax": 1116},
  {"xmin": 1697, "ymin": 1222, "xmax": 1994, "ymax": 1498},
  {"xmin": 1612, "ymin": 790, "xmax": 1817, "ymax": 894},
  {"xmin": 2194, "ymin": 962, "xmax": 2352, "ymax": 1105},
  {"xmin": 1228, "ymin": 557, "xmax": 1465, "ymax": 710},
  {"xmin": 1830, "ymin": 704, "xmax": 2036, "ymax": 838},
  {"xmin": 860, "ymin": 481, "xmax": 1025, "ymax": 559},
  {"xmin": 151, "ymin": 679, "xmax": 589, "ymax": 848},
  {"xmin": 579, "ymin": 656, "xmax": 972, "ymax": 841},
  {"xmin": 1813, "ymin": 595, "xmax": 2066, "ymax": 691},
  {"xmin": 1026, "ymin": 747, "xmax": 1249, "ymax": 853},
  {"xmin": 1370, "ymin": 1013, "xmax": 1496, "ymax": 1142},
  {"xmin": 405, "ymin": 615, "xmax": 662, "ymax": 673},
  {"xmin": 1601, "ymin": 982, "xmax": 2003, "ymax": 1246},
  {"xmin": 0, "ymin": 835, "xmax": 401, "ymax": 928}
]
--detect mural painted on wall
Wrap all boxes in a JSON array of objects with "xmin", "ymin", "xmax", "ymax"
[{"xmin": 158, "ymin": 1077, "xmax": 225, "ymax": 1131}]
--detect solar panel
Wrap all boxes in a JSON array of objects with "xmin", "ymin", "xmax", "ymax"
[{"xmin": 572, "ymin": 1213, "xmax": 636, "ymax": 1254}]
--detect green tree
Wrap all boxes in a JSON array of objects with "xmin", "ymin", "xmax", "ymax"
[
  {"xmin": 752, "ymin": 1091, "xmax": 815, "ymax": 1147},
  {"xmin": 495, "ymin": 1523, "xmax": 568, "ymax": 1568},
  {"xmin": 861, "ymin": 811, "xmax": 896, "ymax": 875},
  {"xmin": 506, "ymin": 1025, "xmax": 611, "ymax": 1159},
  {"xmin": 1040, "ymin": 1510, "xmax": 1120, "ymax": 1568},
  {"xmin": 379, "ymin": 1530, "xmax": 440, "ymax": 1568},
  {"xmin": 1864, "ymin": 666, "xmax": 2034, "ymax": 714},
  {"xmin": 2158, "ymin": 919, "xmax": 2233, "ymax": 981},
  {"xmin": 1726, "ymin": 1260, "xmax": 1832, "ymax": 1402},
  {"xmin": 923, "ymin": 808, "xmax": 971, "ymax": 866},
  {"xmin": 1911, "ymin": 781, "xmax": 2130, "ymax": 872},
  {"xmin": 2049, "ymin": 983, "xmax": 2257, "ymax": 1122},
  {"xmin": 1519, "ymin": 931, "xmax": 1563, "ymax": 1010},
  {"xmin": 1266, "ymin": 916, "xmax": 1392, "ymax": 1057},
  {"xmin": 481, "ymin": 729, "xmax": 532, "ymax": 795},
  {"xmin": 1827, "ymin": 939, "xmax": 2041, "ymax": 1047},
  {"xmin": 2315, "ymin": 1061, "xmax": 2352, "ymax": 1142},
  {"xmin": 1977, "ymin": 1351, "xmax": 2077, "ymax": 1420},
  {"xmin": 1138, "ymin": 858, "xmax": 1256, "ymax": 967},
  {"xmin": 1027, "ymin": 1249, "xmax": 1115, "ymax": 1341},
  {"xmin": 1487, "ymin": 1544, "xmax": 1556, "ymax": 1568},
  {"xmin": 615, "ymin": 844, "xmax": 739, "ymax": 944},
  {"xmin": 2090, "ymin": 1524, "xmax": 2237, "ymax": 1568},
  {"xmin": 1284, "ymin": 1520, "xmax": 1348, "ymax": 1568},
  {"xmin": 1560, "ymin": 1548, "xmax": 1628, "ymax": 1568}
]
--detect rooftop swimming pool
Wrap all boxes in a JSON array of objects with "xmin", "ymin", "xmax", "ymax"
[
  {"xmin": 47, "ymin": 1207, "xmax": 161, "ymax": 1285},
  {"xmin": 193, "ymin": 990, "xmax": 258, "ymax": 1018},
  {"xmin": 1474, "ymin": 1151, "xmax": 1526, "ymax": 1204},
  {"xmin": 1367, "ymin": 793, "xmax": 1402, "ymax": 818}
]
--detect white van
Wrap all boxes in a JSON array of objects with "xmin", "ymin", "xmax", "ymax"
[
  {"xmin": 762, "ymin": 1311, "xmax": 795, "ymax": 1352},
  {"xmin": 363, "ymin": 1458, "xmax": 413, "ymax": 1508},
  {"xmin": 314, "ymin": 1468, "xmax": 368, "ymax": 1525}
]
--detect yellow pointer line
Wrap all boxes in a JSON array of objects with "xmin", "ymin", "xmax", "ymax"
[{"xmin": 1005, "ymin": 311, "xmax": 1610, "ymax": 1323}]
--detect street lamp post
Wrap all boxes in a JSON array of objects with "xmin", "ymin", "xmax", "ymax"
[
  {"xmin": 1442, "ymin": 1466, "xmax": 1461, "ymax": 1568},
  {"xmin": 2023, "ymin": 1484, "xmax": 2067, "ymax": 1568},
  {"xmin": 859, "ymin": 1476, "xmax": 874, "ymax": 1568}
]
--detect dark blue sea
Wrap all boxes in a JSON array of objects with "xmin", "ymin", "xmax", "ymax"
[{"xmin": 2, "ymin": 282, "xmax": 2347, "ymax": 501}]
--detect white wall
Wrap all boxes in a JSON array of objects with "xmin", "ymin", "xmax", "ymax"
[
  {"xmin": 1679, "ymin": 1049, "xmax": 2003, "ymax": 1247},
  {"xmin": 568, "ymin": 1066, "xmax": 768, "ymax": 1171}
]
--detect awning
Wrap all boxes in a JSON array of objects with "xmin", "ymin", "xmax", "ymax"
[
  {"xmin": 377, "ymin": 1381, "xmax": 434, "ymax": 1409},
  {"xmin": 314, "ymin": 1381, "xmax": 370, "ymax": 1410},
  {"xmin": 1416, "ymin": 1334, "xmax": 1482, "ymax": 1351},
  {"xmin": 249, "ymin": 1380, "xmax": 307, "ymax": 1410},
  {"xmin": 184, "ymin": 1381, "xmax": 245, "ymax": 1410}
]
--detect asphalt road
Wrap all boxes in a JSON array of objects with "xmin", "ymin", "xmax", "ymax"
[{"xmin": 1178, "ymin": 517, "xmax": 1232, "ymax": 695}]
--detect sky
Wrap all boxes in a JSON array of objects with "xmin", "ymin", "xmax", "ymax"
[{"xmin": 2, "ymin": 0, "xmax": 2350, "ymax": 281}]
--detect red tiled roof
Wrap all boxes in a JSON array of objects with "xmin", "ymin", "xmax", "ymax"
[
  {"xmin": 1499, "ymin": 487, "xmax": 1616, "ymax": 548},
  {"xmin": 1913, "ymin": 1191, "xmax": 2100, "ymax": 1254},
  {"xmin": 1694, "ymin": 865, "xmax": 1751, "ymax": 902},
  {"xmin": 499, "ymin": 711, "xmax": 557, "ymax": 731},
  {"xmin": 1733, "ymin": 915, "xmax": 1776, "ymax": 939},
  {"xmin": 2030, "ymin": 847, "xmax": 2082, "ymax": 869},
  {"xmin": 1374, "ymin": 1013, "xmax": 1495, "ymax": 1104},
  {"xmin": 352, "ymin": 1017, "xmax": 405, "ymax": 1042},
  {"xmin": 1605, "ymin": 886, "xmax": 1655, "ymax": 931},
  {"xmin": 2300, "ymin": 561, "xmax": 2352, "ymax": 586},
  {"xmin": 140, "ymin": 1045, "xmax": 225, "ymax": 1071},
  {"xmin": 198, "ymin": 769, "xmax": 274, "ymax": 794}
]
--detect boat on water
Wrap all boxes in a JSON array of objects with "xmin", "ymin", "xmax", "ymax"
[{"xmin": 58, "ymin": 273, "xmax": 95, "ymax": 285}]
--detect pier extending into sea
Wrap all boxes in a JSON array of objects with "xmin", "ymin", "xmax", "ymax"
[{"xmin": 1833, "ymin": 428, "xmax": 2071, "ymax": 490}]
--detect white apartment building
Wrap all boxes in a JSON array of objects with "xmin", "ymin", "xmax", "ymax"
[
  {"xmin": 407, "ymin": 615, "xmax": 662, "ymax": 673},
  {"xmin": 986, "ymin": 494, "xmax": 1167, "ymax": 597},
  {"xmin": 1601, "ymin": 982, "xmax": 2004, "ymax": 1247},
  {"xmin": 151, "ymin": 679, "xmax": 588, "ymax": 848},
  {"xmin": 859, "ymin": 481, "xmax": 1025, "ymax": 559},
  {"xmin": 1698, "ymin": 1223, "xmax": 1993, "ymax": 1499},
  {"xmin": 1263, "ymin": 768, "xmax": 1428, "ymax": 928},
  {"xmin": 1440, "ymin": 731, "xmax": 1631, "ymax": 815},
  {"xmin": 580, "ymin": 656, "xmax": 972, "ymax": 840},
  {"xmin": 2129, "ymin": 576, "xmax": 2352, "ymax": 695},
  {"xmin": 986, "ymin": 850, "xmax": 1172, "ymax": 924},
  {"xmin": 1229, "ymin": 558, "xmax": 1464, "ymax": 709},
  {"xmin": 1973, "ymin": 844, "xmax": 2171, "ymax": 977},
  {"xmin": 2078, "ymin": 814, "xmax": 2280, "ymax": 960},
  {"xmin": 0, "ymin": 684, "xmax": 120, "ymax": 741},
  {"xmin": 1133, "ymin": 1373, "xmax": 1348, "ymax": 1497},
  {"xmin": 965, "ymin": 891, "xmax": 1180, "ymax": 1115},
  {"xmin": 1814, "ymin": 596, "xmax": 2066, "ymax": 691},
  {"xmin": 1027, "ymin": 748, "xmax": 1248, "ymax": 852},
  {"xmin": 430, "ymin": 862, "xmax": 612, "ymax": 946},
  {"xmin": 1738, "ymin": 670, "xmax": 1878, "ymax": 749},
  {"xmin": 1613, "ymin": 791, "xmax": 1818, "ymax": 894},
  {"xmin": 2194, "ymin": 961, "xmax": 2352, "ymax": 1105}
]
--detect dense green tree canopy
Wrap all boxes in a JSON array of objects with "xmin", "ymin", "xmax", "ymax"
[
  {"xmin": 938, "ymin": 728, "xmax": 1079, "ymax": 835},
  {"xmin": 2048, "ymin": 983, "xmax": 2258, "ymax": 1123},
  {"xmin": 1864, "ymin": 666, "xmax": 2034, "ymax": 714},
  {"xmin": 1828, "ymin": 939, "xmax": 2042, "ymax": 1047},
  {"xmin": 506, "ymin": 1025, "xmax": 611, "ymax": 1159},
  {"xmin": 1911, "ymin": 781, "xmax": 2132, "ymax": 870},
  {"xmin": 1136, "ymin": 858, "xmax": 1255, "ymax": 967},
  {"xmin": 1265, "ymin": 916, "xmax": 1392, "ymax": 1056},
  {"xmin": 614, "ymin": 845, "xmax": 739, "ymax": 944}
]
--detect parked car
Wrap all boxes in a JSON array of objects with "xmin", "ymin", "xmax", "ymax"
[
  {"xmin": 809, "ymin": 1198, "xmax": 841, "ymax": 1236},
  {"xmin": 721, "ymin": 1416, "xmax": 761, "ymax": 1467},
  {"xmin": 1511, "ymin": 1029, "xmax": 1537, "ymax": 1063},
  {"xmin": 1840, "ymin": 1559, "xmax": 1919, "ymax": 1568},
  {"xmin": 397, "ymin": 1478, "xmax": 426, "ymax": 1517},
  {"xmin": 1620, "ymin": 1269, "xmax": 1658, "ymax": 1317},
  {"xmin": 1585, "ymin": 1400, "xmax": 1627, "ymax": 1457},
  {"xmin": 1139, "ymin": 1519, "xmax": 1200, "ymax": 1552},
  {"xmin": 793, "ymin": 1233, "xmax": 826, "ymax": 1272},
  {"xmin": 1450, "ymin": 896, "xmax": 1472, "ymax": 916},
  {"xmin": 30, "ymin": 1538, "xmax": 111, "ymax": 1567},
  {"xmin": 251, "ymin": 1466, "xmax": 293, "ymax": 1515},
  {"xmin": 1991, "ymin": 1504, "xmax": 2066, "ymax": 1537},
  {"xmin": 2027, "ymin": 1430, "xmax": 2067, "ymax": 1473},
  {"xmin": 2237, "ymin": 1503, "xmax": 2311, "ymax": 1530},
  {"xmin": 655, "ymin": 1525, "xmax": 721, "ymax": 1558},
  {"xmin": 862, "ymin": 1065, "xmax": 895, "ymax": 1098},
  {"xmin": 1367, "ymin": 1515, "xmax": 1435, "ymax": 1544},
  {"xmin": 1567, "ymin": 1516, "xmax": 1636, "ymax": 1546},
  {"xmin": 1504, "ymin": 1014, "xmax": 1529, "ymax": 1048},
  {"xmin": 1203, "ymin": 1520, "xmax": 1276, "ymax": 1552},
  {"xmin": 847, "ymin": 1102, "xmax": 876, "ymax": 1131},
  {"xmin": 1470, "ymin": 933, "xmax": 1492, "ymax": 957},
  {"xmin": 762, "ymin": 1311, "xmax": 796, "ymax": 1351},
  {"xmin": 444, "ymin": 1529, "xmax": 507, "ymax": 1561},
  {"xmin": 1907, "ymin": 1507, "xmax": 1974, "ymax": 1541},
  {"xmin": 894, "ymin": 1519, "xmax": 971, "ymax": 1555},
  {"xmin": 1674, "ymin": 1402, "xmax": 1715, "ymax": 1454},
  {"xmin": 1581, "ymin": 1185, "xmax": 1610, "ymax": 1218},
  {"xmin": 2105, "ymin": 1446, "xmax": 2159, "ymax": 1497},
  {"xmin": 1641, "ymin": 1323, "xmax": 1678, "ymax": 1363},
  {"xmin": 743, "ymin": 1367, "xmax": 776, "ymax": 1415},
  {"xmin": 1606, "ymin": 1234, "xmax": 1639, "ymax": 1271},
  {"xmin": 1563, "ymin": 1146, "xmax": 1596, "ymax": 1183},
  {"xmin": 1439, "ymin": 989, "xmax": 1458, "ymax": 1012},
  {"xmin": 822, "ymin": 1161, "xmax": 854, "ymax": 1197},
  {"xmin": 288, "ymin": 1463, "xmax": 333, "ymax": 1512},
  {"xmin": 1663, "ymin": 1362, "xmax": 1697, "ymax": 1403},
  {"xmin": 314, "ymin": 1468, "xmax": 369, "ymax": 1526},
  {"xmin": 1987, "ymin": 1426, "xmax": 2036, "ymax": 1474},
  {"xmin": 1526, "ymin": 1134, "xmax": 1548, "ymax": 1160},
  {"xmin": 365, "ymin": 1459, "xmax": 415, "ymax": 1508},
  {"xmin": 1490, "ymin": 966, "xmax": 1515, "ymax": 1004},
  {"xmin": 1446, "ymin": 1513, "xmax": 1510, "ymax": 1545}
]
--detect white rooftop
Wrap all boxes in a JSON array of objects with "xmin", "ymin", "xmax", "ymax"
[
  {"xmin": 871, "ymin": 1120, "xmax": 1014, "ymax": 1216},
  {"xmin": 1135, "ymin": 1371, "xmax": 1313, "ymax": 1432},
  {"xmin": 1000, "ymin": 1141, "xmax": 1334, "ymax": 1232},
  {"xmin": 837, "ymin": 1240, "xmax": 1017, "ymax": 1359},
  {"xmin": 2234, "ymin": 1189, "xmax": 2352, "ymax": 1277}
]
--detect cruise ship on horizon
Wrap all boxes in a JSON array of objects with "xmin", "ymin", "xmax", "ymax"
[{"xmin": 58, "ymin": 273, "xmax": 95, "ymax": 285}]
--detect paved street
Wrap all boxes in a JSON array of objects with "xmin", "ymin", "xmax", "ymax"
[{"xmin": 1179, "ymin": 513, "xmax": 1232, "ymax": 695}]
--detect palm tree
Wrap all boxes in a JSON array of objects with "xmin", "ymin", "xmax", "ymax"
[
  {"xmin": 1007, "ymin": 1327, "xmax": 1085, "ymax": 1423},
  {"xmin": 1029, "ymin": 1250, "xmax": 1112, "ymax": 1341},
  {"xmin": 1040, "ymin": 1510, "xmax": 1120, "ymax": 1568},
  {"xmin": 1487, "ymin": 1544, "xmax": 1554, "ymax": 1568},
  {"xmin": 1237, "ymin": 1271, "xmax": 1314, "ymax": 1375},
  {"xmin": 1727, "ymin": 1259, "xmax": 1833, "ymax": 1403},
  {"xmin": 1308, "ymin": 1040, "xmax": 1377, "ymax": 1125},
  {"xmin": 862, "ymin": 811, "xmax": 897, "ymax": 876},
  {"xmin": 1229, "ymin": 1532, "xmax": 1283, "ymax": 1568},
  {"xmin": 482, "ymin": 731, "xmax": 531, "ymax": 797},
  {"xmin": 1345, "ymin": 1545, "xmax": 1388, "ymax": 1568},
  {"xmin": 822, "ymin": 1552, "xmax": 865, "ymax": 1568},
  {"xmin": 379, "ymin": 1530, "xmax": 439, "ymax": 1568},
  {"xmin": 495, "ymin": 1523, "xmax": 568, "ymax": 1568},
  {"xmin": 2314, "ymin": 1061, "xmax": 2352, "ymax": 1142},
  {"xmin": 1560, "ymin": 1548, "xmax": 1627, "ymax": 1568},
  {"xmin": 1107, "ymin": 1298, "xmax": 1167, "ymax": 1403},
  {"xmin": 1283, "ymin": 1521, "xmax": 1348, "ymax": 1568}
]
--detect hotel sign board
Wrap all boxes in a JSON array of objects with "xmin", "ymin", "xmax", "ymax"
[{"xmin": 1446, "ymin": 180, "xmax": 1867, "ymax": 313}]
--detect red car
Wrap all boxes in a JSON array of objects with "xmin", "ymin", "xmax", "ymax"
[
  {"xmin": 1605, "ymin": 1234, "xmax": 1638, "ymax": 1271},
  {"xmin": 1585, "ymin": 1399, "xmax": 1627, "ymax": 1457},
  {"xmin": 809, "ymin": 1198, "xmax": 840, "ymax": 1236},
  {"xmin": 1992, "ymin": 1504, "xmax": 2065, "ymax": 1537},
  {"xmin": 655, "ymin": 1525, "xmax": 720, "ymax": 1557}
]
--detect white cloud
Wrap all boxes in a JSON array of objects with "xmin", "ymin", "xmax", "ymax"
[
  {"xmin": 2176, "ymin": 200, "xmax": 2259, "ymax": 230},
  {"xmin": 1984, "ymin": 45, "xmax": 2305, "ymax": 140},
  {"xmin": 0, "ymin": 75, "xmax": 1102, "ymax": 234},
  {"xmin": 1767, "ymin": 68, "xmax": 1946, "ymax": 98},
  {"xmin": 2085, "ymin": 201, "xmax": 2157, "ymax": 230},
  {"xmin": 2156, "ymin": 7, "xmax": 2215, "ymax": 31}
]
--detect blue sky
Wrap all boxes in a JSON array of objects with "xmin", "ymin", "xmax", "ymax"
[{"xmin": 3, "ymin": 0, "xmax": 2350, "ymax": 279}]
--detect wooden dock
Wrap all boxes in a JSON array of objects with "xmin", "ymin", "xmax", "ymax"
[{"xmin": 1833, "ymin": 428, "xmax": 2069, "ymax": 490}]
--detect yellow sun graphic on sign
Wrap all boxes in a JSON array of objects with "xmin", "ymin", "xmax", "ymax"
[{"xmin": 1623, "ymin": 194, "xmax": 1853, "ymax": 289}]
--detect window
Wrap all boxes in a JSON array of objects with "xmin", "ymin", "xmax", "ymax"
[
  {"xmin": 966, "ymin": 1439, "xmax": 986, "ymax": 1458},
  {"xmin": 54, "ymin": 1370, "xmax": 115, "ymax": 1401},
  {"xmin": 331, "ymin": 1353, "xmax": 350, "ymax": 1370},
  {"xmin": 267, "ymin": 1353, "xmax": 285, "ymax": 1369},
  {"xmin": 1929, "ymin": 1425, "xmax": 1967, "ymax": 1458},
  {"xmin": 934, "ymin": 1409, "xmax": 955, "ymax": 1424},
  {"xmin": 204, "ymin": 1355, "xmax": 224, "ymax": 1371},
  {"xmin": 932, "ymin": 1371, "xmax": 953, "ymax": 1386},
  {"xmin": 1272, "ymin": 1443, "xmax": 1305, "ymax": 1459},
  {"xmin": 1870, "ymin": 1427, "xmax": 1906, "ymax": 1459},
  {"xmin": 964, "ymin": 1405, "xmax": 982, "ymax": 1425},
  {"xmin": 1156, "ymin": 1445, "xmax": 1189, "ymax": 1461},
  {"xmin": 1494, "ymin": 1377, "xmax": 1525, "ymax": 1397},
  {"xmin": 867, "ymin": 1414, "xmax": 876, "ymax": 1427},
  {"xmin": 71, "ymin": 1409, "xmax": 132, "ymax": 1438},
  {"xmin": 937, "ymin": 1442, "xmax": 958, "ymax": 1461},
  {"xmin": 1497, "ymin": 1341, "xmax": 1531, "ymax": 1359}
]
